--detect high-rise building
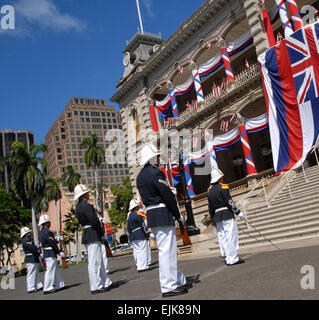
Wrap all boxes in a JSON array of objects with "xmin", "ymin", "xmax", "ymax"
[
  {"xmin": 0, "ymin": 129, "xmax": 34, "ymax": 191},
  {"xmin": 45, "ymin": 97, "xmax": 129, "ymax": 190}
]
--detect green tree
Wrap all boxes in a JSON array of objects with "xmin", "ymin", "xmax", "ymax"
[
  {"xmin": 108, "ymin": 178, "xmax": 133, "ymax": 232},
  {"xmin": 62, "ymin": 231, "xmax": 75, "ymax": 259},
  {"xmin": 45, "ymin": 177, "xmax": 62, "ymax": 243},
  {"xmin": 63, "ymin": 207, "xmax": 82, "ymax": 263},
  {"xmin": 0, "ymin": 187, "xmax": 31, "ymax": 266},
  {"xmin": 80, "ymin": 134, "xmax": 105, "ymax": 214},
  {"xmin": 60, "ymin": 166, "xmax": 81, "ymax": 261},
  {"xmin": 61, "ymin": 166, "xmax": 81, "ymax": 193},
  {"xmin": 0, "ymin": 142, "xmax": 48, "ymax": 245}
]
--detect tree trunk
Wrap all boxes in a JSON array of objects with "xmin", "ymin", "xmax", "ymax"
[
  {"xmin": 54, "ymin": 201, "xmax": 60, "ymax": 247},
  {"xmin": 95, "ymin": 167, "xmax": 100, "ymax": 214},
  {"xmin": 31, "ymin": 199, "xmax": 39, "ymax": 245},
  {"xmin": 76, "ymin": 230, "xmax": 81, "ymax": 263}
]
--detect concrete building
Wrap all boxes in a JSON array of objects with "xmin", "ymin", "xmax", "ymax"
[
  {"xmin": 45, "ymin": 97, "xmax": 128, "ymax": 189},
  {"xmin": 0, "ymin": 129, "xmax": 34, "ymax": 191},
  {"xmin": 44, "ymin": 97, "xmax": 129, "ymax": 245}
]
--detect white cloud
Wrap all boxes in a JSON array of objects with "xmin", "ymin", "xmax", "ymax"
[
  {"xmin": 15, "ymin": 0, "xmax": 85, "ymax": 32},
  {"xmin": 142, "ymin": 0, "xmax": 155, "ymax": 18}
]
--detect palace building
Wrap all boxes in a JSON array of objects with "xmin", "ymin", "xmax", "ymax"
[{"xmin": 111, "ymin": 0, "xmax": 319, "ymax": 200}]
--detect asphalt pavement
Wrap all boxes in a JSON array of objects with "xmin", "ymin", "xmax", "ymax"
[{"xmin": 1, "ymin": 244, "xmax": 319, "ymax": 302}]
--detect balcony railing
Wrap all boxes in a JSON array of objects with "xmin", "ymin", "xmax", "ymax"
[{"xmin": 175, "ymin": 63, "xmax": 261, "ymax": 128}]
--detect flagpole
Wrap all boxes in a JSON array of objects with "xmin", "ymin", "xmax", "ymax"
[{"xmin": 136, "ymin": 0, "xmax": 144, "ymax": 34}]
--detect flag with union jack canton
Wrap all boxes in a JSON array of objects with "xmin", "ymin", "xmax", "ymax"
[{"xmin": 259, "ymin": 22, "xmax": 319, "ymax": 174}]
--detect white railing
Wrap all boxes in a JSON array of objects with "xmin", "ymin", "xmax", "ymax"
[
  {"xmin": 236, "ymin": 178, "xmax": 270, "ymax": 212},
  {"xmin": 176, "ymin": 63, "xmax": 261, "ymax": 127}
]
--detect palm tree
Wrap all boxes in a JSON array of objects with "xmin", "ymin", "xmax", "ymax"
[
  {"xmin": 45, "ymin": 177, "xmax": 62, "ymax": 244},
  {"xmin": 62, "ymin": 231, "xmax": 75, "ymax": 259},
  {"xmin": 1, "ymin": 142, "xmax": 48, "ymax": 245},
  {"xmin": 60, "ymin": 165, "xmax": 81, "ymax": 261},
  {"xmin": 61, "ymin": 165, "xmax": 81, "ymax": 194},
  {"xmin": 63, "ymin": 207, "xmax": 82, "ymax": 262},
  {"xmin": 80, "ymin": 134, "xmax": 105, "ymax": 214}
]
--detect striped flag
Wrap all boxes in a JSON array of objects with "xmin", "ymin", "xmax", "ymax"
[
  {"xmin": 205, "ymin": 41, "xmax": 212, "ymax": 49},
  {"xmin": 192, "ymin": 100, "xmax": 198, "ymax": 112},
  {"xmin": 245, "ymin": 59, "xmax": 250, "ymax": 70},
  {"xmin": 259, "ymin": 22, "xmax": 319, "ymax": 174},
  {"xmin": 221, "ymin": 78, "xmax": 228, "ymax": 93},
  {"xmin": 230, "ymin": 113, "xmax": 238, "ymax": 124},
  {"xmin": 178, "ymin": 65, "xmax": 184, "ymax": 74},
  {"xmin": 220, "ymin": 120, "xmax": 229, "ymax": 132}
]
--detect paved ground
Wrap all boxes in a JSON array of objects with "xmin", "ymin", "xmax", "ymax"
[{"xmin": 1, "ymin": 242, "xmax": 319, "ymax": 303}]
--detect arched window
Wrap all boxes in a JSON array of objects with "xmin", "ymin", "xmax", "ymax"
[{"xmin": 132, "ymin": 109, "xmax": 140, "ymax": 141}]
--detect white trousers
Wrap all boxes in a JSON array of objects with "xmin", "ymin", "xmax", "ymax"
[
  {"xmin": 147, "ymin": 240, "xmax": 152, "ymax": 266},
  {"xmin": 132, "ymin": 239, "xmax": 149, "ymax": 271},
  {"xmin": 216, "ymin": 218, "xmax": 239, "ymax": 265},
  {"xmin": 86, "ymin": 242, "xmax": 112, "ymax": 292},
  {"xmin": 26, "ymin": 263, "xmax": 43, "ymax": 292},
  {"xmin": 152, "ymin": 226, "xmax": 186, "ymax": 293},
  {"xmin": 43, "ymin": 258, "xmax": 65, "ymax": 292},
  {"xmin": 101, "ymin": 244, "xmax": 109, "ymax": 274}
]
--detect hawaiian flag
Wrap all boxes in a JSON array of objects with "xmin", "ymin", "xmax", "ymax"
[
  {"xmin": 259, "ymin": 22, "xmax": 319, "ymax": 174},
  {"xmin": 156, "ymin": 95, "xmax": 172, "ymax": 121}
]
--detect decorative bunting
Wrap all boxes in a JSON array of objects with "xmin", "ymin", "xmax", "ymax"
[
  {"xmin": 239, "ymin": 125, "xmax": 257, "ymax": 175},
  {"xmin": 287, "ymin": 0, "xmax": 304, "ymax": 31},
  {"xmin": 275, "ymin": 0, "xmax": 294, "ymax": 37}
]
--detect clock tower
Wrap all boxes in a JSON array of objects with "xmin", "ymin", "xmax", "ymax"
[
  {"xmin": 122, "ymin": 32, "xmax": 163, "ymax": 79},
  {"xmin": 111, "ymin": 32, "xmax": 163, "ymax": 193}
]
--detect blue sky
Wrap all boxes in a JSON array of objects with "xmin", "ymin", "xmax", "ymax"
[{"xmin": 0, "ymin": 0, "xmax": 205, "ymax": 144}]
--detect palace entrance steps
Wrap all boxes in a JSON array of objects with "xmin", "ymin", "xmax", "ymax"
[{"xmin": 180, "ymin": 165, "xmax": 319, "ymax": 256}]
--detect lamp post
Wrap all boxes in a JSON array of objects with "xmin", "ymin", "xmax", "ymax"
[
  {"xmin": 178, "ymin": 151, "xmax": 201, "ymax": 236},
  {"xmin": 167, "ymin": 122, "xmax": 201, "ymax": 237}
]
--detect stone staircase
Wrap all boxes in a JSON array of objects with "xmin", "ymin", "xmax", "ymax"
[{"xmin": 187, "ymin": 165, "xmax": 319, "ymax": 255}]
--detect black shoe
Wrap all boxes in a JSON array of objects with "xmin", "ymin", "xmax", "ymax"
[
  {"xmin": 162, "ymin": 287, "xmax": 188, "ymax": 298},
  {"xmin": 28, "ymin": 289, "xmax": 38, "ymax": 294},
  {"xmin": 138, "ymin": 268, "xmax": 150, "ymax": 273},
  {"xmin": 43, "ymin": 289, "xmax": 55, "ymax": 295},
  {"xmin": 105, "ymin": 282, "xmax": 119, "ymax": 291},
  {"xmin": 227, "ymin": 259, "xmax": 245, "ymax": 266},
  {"xmin": 182, "ymin": 281, "xmax": 193, "ymax": 289},
  {"xmin": 220, "ymin": 256, "xmax": 226, "ymax": 264},
  {"xmin": 91, "ymin": 288, "xmax": 108, "ymax": 295}
]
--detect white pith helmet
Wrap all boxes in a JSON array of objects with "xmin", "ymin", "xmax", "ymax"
[
  {"xmin": 129, "ymin": 199, "xmax": 140, "ymax": 211},
  {"xmin": 210, "ymin": 168, "xmax": 224, "ymax": 184},
  {"xmin": 74, "ymin": 184, "xmax": 90, "ymax": 201},
  {"xmin": 38, "ymin": 214, "xmax": 51, "ymax": 226},
  {"xmin": 20, "ymin": 227, "xmax": 32, "ymax": 239},
  {"xmin": 140, "ymin": 144, "xmax": 159, "ymax": 166}
]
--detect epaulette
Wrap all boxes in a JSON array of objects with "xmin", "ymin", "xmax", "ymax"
[
  {"xmin": 136, "ymin": 211, "xmax": 146, "ymax": 219},
  {"xmin": 220, "ymin": 183, "xmax": 229, "ymax": 190}
]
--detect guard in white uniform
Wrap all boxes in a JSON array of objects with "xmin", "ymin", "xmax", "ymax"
[
  {"xmin": 127, "ymin": 199, "xmax": 151, "ymax": 272},
  {"xmin": 39, "ymin": 215, "xmax": 66, "ymax": 294},
  {"xmin": 21, "ymin": 227, "xmax": 43, "ymax": 293},
  {"xmin": 74, "ymin": 184, "xmax": 117, "ymax": 294},
  {"xmin": 136, "ymin": 144, "xmax": 188, "ymax": 298},
  {"xmin": 208, "ymin": 168, "xmax": 245, "ymax": 266}
]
